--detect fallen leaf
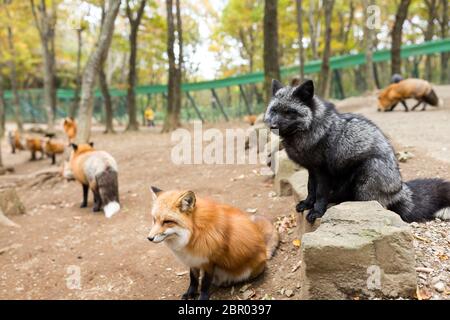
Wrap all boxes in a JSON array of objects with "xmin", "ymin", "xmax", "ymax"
[
  {"xmin": 292, "ymin": 239, "xmax": 301, "ymax": 247},
  {"xmin": 240, "ymin": 284, "xmax": 251, "ymax": 293},
  {"xmin": 246, "ymin": 208, "xmax": 258, "ymax": 214},
  {"xmin": 242, "ymin": 289, "xmax": 255, "ymax": 300},
  {"xmin": 176, "ymin": 271, "xmax": 188, "ymax": 276},
  {"xmin": 416, "ymin": 287, "xmax": 432, "ymax": 300}
]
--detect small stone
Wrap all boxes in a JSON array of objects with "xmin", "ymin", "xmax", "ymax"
[
  {"xmin": 433, "ymin": 282, "xmax": 445, "ymax": 293},
  {"xmin": 246, "ymin": 208, "xmax": 257, "ymax": 214},
  {"xmin": 285, "ymin": 289, "xmax": 294, "ymax": 297}
]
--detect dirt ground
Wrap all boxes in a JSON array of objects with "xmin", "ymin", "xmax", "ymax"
[{"xmin": 0, "ymin": 86, "xmax": 449, "ymax": 300}]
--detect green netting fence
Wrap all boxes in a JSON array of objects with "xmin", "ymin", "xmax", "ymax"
[{"xmin": 2, "ymin": 38, "xmax": 450, "ymax": 125}]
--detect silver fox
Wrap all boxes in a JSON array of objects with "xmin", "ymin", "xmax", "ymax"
[{"xmin": 264, "ymin": 79, "xmax": 450, "ymax": 223}]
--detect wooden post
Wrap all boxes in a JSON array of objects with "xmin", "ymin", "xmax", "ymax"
[
  {"xmin": 239, "ymin": 84, "xmax": 253, "ymax": 115},
  {"xmin": 185, "ymin": 92, "xmax": 204, "ymax": 123},
  {"xmin": 211, "ymin": 89, "xmax": 229, "ymax": 122},
  {"xmin": 333, "ymin": 70, "xmax": 345, "ymax": 99}
]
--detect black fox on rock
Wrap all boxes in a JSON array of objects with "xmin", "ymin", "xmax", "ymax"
[{"xmin": 264, "ymin": 79, "xmax": 450, "ymax": 224}]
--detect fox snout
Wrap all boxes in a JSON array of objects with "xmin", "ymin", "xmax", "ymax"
[{"xmin": 148, "ymin": 224, "xmax": 169, "ymax": 243}]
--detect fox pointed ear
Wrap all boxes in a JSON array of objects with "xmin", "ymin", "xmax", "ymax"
[
  {"xmin": 150, "ymin": 186, "xmax": 163, "ymax": 200},
  {"xmin": 70, "ymin": 143, "xmax": 78, "ymax": 151},
  {"xmin": 177, "ymin": 191, "xmax": 196, "ymax": 213},
  {"xmin": 272, "ymin": 79, "xmax": 284, "ymax": 96},
  {"xmin": 293, "ymin": 79, "xmax": 314, "ymax": 101}
]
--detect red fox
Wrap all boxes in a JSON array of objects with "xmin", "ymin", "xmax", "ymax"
[
  {"xmin": 378, "ymin": 78, "xmax": 443, "ymax": 112},
  {"xmin": 243, "ymin": 114, "xmax": 257, "ymax": 126},
  {"xmin": 147, "ymin": 187, "xmax": 279, "ymax": 300},
  {"xmin": 44, "ymin": 134, "xmax": 65, "ymax": 165},
  {"xmin": 62, "ymin": 143, "xmax": 120, "ymax": 218},
  {"xmin": 63, "ymin": 117, "xmax": 77, "ymax": 144},
  {"xmin": 8, "ymin": 130, "xmax": 25, "ymax": 153},
  {"xmin": 25, "ymin": 136, "xmax": 45, "ymax": 160}
]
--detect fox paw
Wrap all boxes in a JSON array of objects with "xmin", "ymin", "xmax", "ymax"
[
  {"xmin": 181, "ymin": 290, "xmax": 198, "ymax": 300},
  {"xmin": 80, "ymin": 203, "xmax": 87, "ymax": 208},
  {"xmin": 306, "ymin": 209, "xmax": 323, "ymax": 224},
  {"xmin": 198, "ymin": 293, "xmax": 210, "ymax": 300},
  {"xmin": 296, "ymin": 200, "xmax": 313, "ymax": 213},
  {"xmin": 92, "ymin": 206, "xmax": 101, "ymax": 212}
]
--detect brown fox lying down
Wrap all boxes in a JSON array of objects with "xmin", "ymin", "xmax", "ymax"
[{"xmin": 378, "ymin": 78, "xmax": 443, "ymax": 112}]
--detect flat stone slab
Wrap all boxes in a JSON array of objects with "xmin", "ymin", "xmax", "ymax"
[{"xmin": 299, "ymin": 201, "xmax": 417, "ymax": 299}]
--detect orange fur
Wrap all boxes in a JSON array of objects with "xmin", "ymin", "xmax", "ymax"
[
  {"xmin": 12, "ymin": 131, "xmax": 25, "ymax": 151},
  {"xmin": 243, "ymin": 115, "xmax": 257, "ymax": 126},
  {"xmin": 148, "ymin": 189, "xmax": 278, "ymax": 288},
  {"xmin": 69, "ymin": 143, "xmax": 95, "ymax": 185},
  {"xmin": 25, "ymin": 136, "xmax": 44, "ymax": 160},
  {"xmin": 63, "ymin": 118, "xmax": 77, "ymax": 143},
  {"xmin": 45, "ymin": 139, "xmax": 65, "ymax": 155},
  {"xmin": 378, "ymin": 78, "xmax": 434, "ymax": 111}
]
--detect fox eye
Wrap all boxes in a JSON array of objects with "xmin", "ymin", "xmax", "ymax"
[{"xmin": 163, "ymin": 220, "xmax": 176, "ymax": 225}]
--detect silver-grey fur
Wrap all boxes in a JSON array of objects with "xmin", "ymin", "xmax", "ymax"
[{"xmin": 265, "ymin": 79, "xmax": 450, "ymax": 223}]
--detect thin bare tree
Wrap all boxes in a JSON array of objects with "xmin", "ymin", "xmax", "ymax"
[
  {"xmin": 317, "ymin": 0, "xmax": 335, "ymax": 98},
  {"xmin": 30, "ymin": 0, "xmax": 57, "ymax": 132},
  {"xmin": 6, "ymin": 25, "xmax": 23, "ymax": 131},
  {"xmin": 440, "ymin": 0, "xmax": 449, "ymax": 83},
  {"xmin": 363, "ymin": 0, "xmax": 377, "ymax": 91},
  {"xmin": 296, "ymin": 0, "xmax": 305, "ymax": 82},
  {"xmin": 125, "ymin": 0, "xmax": 147, "ymax": 131},
  {"xmin": 263, "ymin": 0, "xmax": 280, "ymax": 104},
  {"xmin": 424, "ymin": 0, "xmax": 438, "ymax": 81},
  {"xmin": 76, "ymin": 0, "xmax": 121, "ymax": 143},
  {"xmin": 162, "ymin": 0, "xmax": 183, "ymax": 132},
  {"xmin": 69, "ymin": 25, "xmax": 85, "ymax": 118},
  {"xmin": 391, "ymin": 0, "xmax": 411, "ymax": 76}
]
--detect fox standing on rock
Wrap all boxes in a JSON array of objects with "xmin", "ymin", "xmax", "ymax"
[
  {"xmin": 63, "ymin": 143, "xmax": 120, "ymax": 218},
  {"xmin": 265, "ymin": 79, "xmax": 450, "ymax": 224},
  {"xmin": 147, "ymin": 187, "xmax": 279, "ymax": 300}
]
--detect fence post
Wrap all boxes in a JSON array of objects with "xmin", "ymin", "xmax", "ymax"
[
  {"xmin": 211, "ymin": 89, "xmax": 229, "ymax": 122},
  {"xmin": 239, "ymin": 84, "xmax": 253, "ymax": 115}
]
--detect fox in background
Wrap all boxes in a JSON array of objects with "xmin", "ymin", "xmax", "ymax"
[
  {"xmin": 378, "ymin": 78, "xmax": 443, "ymax": 112},
  {"xmin": 63, "ymin": 117, "xmax": 77, "ymax": 144},
  {"xmin": 265, "ymin": 79, "xmax": 450, "ymax": 224},
  {"xmin": 62, "ymin": 142, "xmax": 120, "ymax": 218},
  {"xmin": 147, "ymin": 187, "xmax": 279, "ymax": 300}
]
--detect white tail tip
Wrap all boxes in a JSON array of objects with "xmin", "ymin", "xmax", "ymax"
[
  {"xmin": 434, "ymin": 207, "xmax": 450, "ymax": 220},
  {"xmin": 104, "ymin": 201, "xmax": 120, "ymax": 218}
]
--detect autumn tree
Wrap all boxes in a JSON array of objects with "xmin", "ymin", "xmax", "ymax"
[
  {"xmin": 69, "ymin": 20, "xmax": 86, "ymax": 119},
  {"xmin": 363, "ymin": 0, "xmax": 377, "ymax": 91},
  {"xmin": 76, "ymin": 0, "xmax": 121, "ymax": 143},
  {"xmin": 440, "ymin": 0, "xmax": 448, "ymax": 83},
  {"xmin": 125, "ymin": 0, "xmax": 147, "ymax": 131},
  {"xmin": 317, "ymin": 0, "xmax": 335, "ymax": 98},
  {"xmin": 263, "ymin": 0, "xmax": 280, "ymax": 104},
  {"xmin": 162, "ymin": 0, "xmax": 183, "ymax": 133},
  {"xmin": 30, "ymin": 0, "xmax": 57, "ymax": 132},
  {"xmin": 391, "ymin": 0, "xmax": 411, "ymax": 76},
  {"xmin": 296, "ymin": 0, "xmax": 304, "ymax": 82}
]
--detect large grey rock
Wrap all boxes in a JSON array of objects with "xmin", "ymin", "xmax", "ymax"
[
  {"xmin": 273, "ymin": 150, "xmax": 301, "ymax": 196},
  {"xmin": 299, "ymin": 201, "xmax": 417, "ymax": 299},
  {"xmin": 0, "ymin": 188, "xmax": 25, "ymax": 216}
]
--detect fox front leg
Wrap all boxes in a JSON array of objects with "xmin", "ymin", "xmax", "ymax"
[
  {"xmin": 80, "ymin": 184, "xmax": 89, "ymax": 208},
  {"xmin": 296, "ymin": 171, "xmax": 316, "ymax": 213},
  {"xmin": 400, "ymin": 100, "xmax": 409, "ymax": 112},
  {"xmin": 306, "ymin": 173, "xmax": 331, "ymax": 224},
  {"xmin": 411, "ymin": 100, "xmax": 422, "ymax": 111},
  {"xmin": 181, "ymin": 268, "xmax": 200, "ymax": 300},
  {"xmin": 199, "ymin": 268, "xmax": 214, "ymax": 300}
]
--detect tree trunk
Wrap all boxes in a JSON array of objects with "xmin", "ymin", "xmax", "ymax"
[
  {"xmin": 317, "ymin": 0, "xmax": 335, "ymax": 98},
  {"xmin": 308, "ymin": 0, "xmax": 318, "ymax": 59},
  {"xmin": 30, "ymin": 0, "xmax": 57, "ymax": 132},
  {"xmin": 296, "ymin": 0, "xmax": 305, "ymax": 82},
  {"xmin": 6, "ymin": 26, "xmax": 23, "ymax": 132},
  {"xmin": 263, "ymin": 0, "xmax": 281, "ymax": 104},
  {"xmin": 440, "ymin": 0, "xmax": 448, "ymax": 83},
  {"xmin": 0, "ymin": 73, "xmax": 6, "ymax": 139},
  {"xmin": 99, "ymin": 64, "xmax": 114, "ymax": 133},
  {"xmin": 126, "ymin": 0, "xmax": 147, "ymax": 131},
  {"xmin": 424, "ymin": 0, "xmax": 438, "ymax": 81},
  {"xmin": 391, "ymin": 0, "xmax": 411, "ymax": 76},
  {"xmin": 76, "ymin": 0, "xmax": 121, "ymax": 143},
  {"xmin": 363, "ymin": 0, "xmax": 377, "ymax": 91},
  {"xmin": 162, "ymin": 0, "xmax": 183, "ymax": 133},
  {"xmin": 70, "ymin": 28, "xmax": 83, "ymax": 118}
]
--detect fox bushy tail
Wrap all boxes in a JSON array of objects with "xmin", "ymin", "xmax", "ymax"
[
  {"xmin": 251, "ymin": 214, "xmax": 279, "ymax": 259},
  {"xmin": 389, "ymin": 179, "xmax": 450, "ymax": 222},
  {"xmin": 96, "ymin": 167, "xmax": 120, "ymax": 218}
]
